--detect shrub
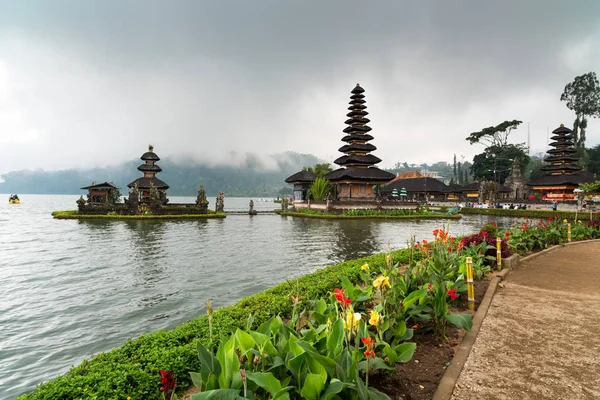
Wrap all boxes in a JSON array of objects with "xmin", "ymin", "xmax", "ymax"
[
  {"xmin": 460, "ymin": 233, "xmax": 510, "ymax": 259},
  {"xmin": 480, "ymin": 223, "xmax": 498, "ymax": 238}
]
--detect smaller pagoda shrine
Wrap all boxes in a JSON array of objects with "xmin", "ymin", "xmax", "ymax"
[
  {"xmin": 529, "ymin": 124, "xmax": 593, "ymax": 200},
  {"xmin": 127, "ymin": 145, "xmax": 170, "ymax": 203},
  {"xmin": 504, "ymin": 159, "xmax": 528, "ymax": 200},
  {"xmin": 324, "ymin": 84, "xmax": 395, "ymax": 201},
  {"xmin": 285, "ymin": 170, "xmax": 316, "ymax": 201},
  {"xmin": 80, "ymin": 182, "xmax": 120, "ymax": 205}
]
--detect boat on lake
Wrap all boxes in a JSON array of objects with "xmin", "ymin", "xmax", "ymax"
[{"xmin": 9, "ymin": 194, "xmax": 20, "ymax": 204}]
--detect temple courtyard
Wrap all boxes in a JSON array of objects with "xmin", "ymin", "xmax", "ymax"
[{"xmin": 451, "ymin": 242, "xmax": 600, "ymax": 400}]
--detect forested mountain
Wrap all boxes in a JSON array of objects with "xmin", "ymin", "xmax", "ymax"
[{"xmin": 0, "ymin": 152, "xmax": 322, "ymax": 197}]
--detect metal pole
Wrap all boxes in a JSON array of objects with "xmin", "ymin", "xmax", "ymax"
[
  {"xmin": 466, "ymin": 257, "xmax": 475, "ymax": 311},
  {"xmin": 496, "ymin": 237, "xmax": 502, "ymax": 271}
]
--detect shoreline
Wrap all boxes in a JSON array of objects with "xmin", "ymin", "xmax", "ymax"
[
  {"xmin": 51, "ymin": 210, "xmax": 227, "ymax": 220},
  {"xmin": 279, "ymin": 211, "xmax": 462, "ymax": 220}
]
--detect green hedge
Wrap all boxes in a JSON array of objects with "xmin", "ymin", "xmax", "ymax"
[
  {"xmin": 51, "ymin": 211, "xmax": 227, "ymax": 220},
  {"xmin": 459, "ymin": 207, "xmax": 600, "ymax": 220},
  {"xmin": 280, "ymin": 211, "xmax": 462, "ymax": 220},
  {"xmin": 18, "ymin": 248, "xmax": 417, "ymax": 400}
]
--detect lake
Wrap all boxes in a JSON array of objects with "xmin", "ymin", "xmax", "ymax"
[{"xmin": 0, "ymin": 194, "xmax": 508, "ymax": 399}]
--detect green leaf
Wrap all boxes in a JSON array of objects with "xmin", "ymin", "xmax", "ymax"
[
  {"xmin": 246, "ymin": 372, "xmax": 283, "ymax": 397},
  {"xmin": 402, "ymin": 289, "xmax": 428, "ymax": 311},
  {"xmin": 367, "ymin": 387, "xmax": 392, "ymax": 400},
  {"xmin": 358, "ymin": 357, "xmax": 395, "ymax": 372},
  {"xmin": 382, "ymin": 345, "xmax": 398, "ymax": 365},
  {"xmin": 273, "ymin": 386, "xmax": 294, "ymax": 399},
  {"xmin": 246, "ymin": 314, "xmax": 255, "ymax": 330},
  {"xmin": 191, "ymin": 389, "xmax": 244, "ymax": 400},
  {"xmin": 321, "ymin": 378, "xmax": 350, "ymax": 400},
  {"xmin": 234, "ymin": 329, "xmax": 256, "ymax": 356},
  {"xmin": 217, "ymin": 336, "xmax": 240, "ymax": 389},
  {"xmin": 392, "ymin": 320, "xmax": 406, "ymax": 340},
  {"xmin": 393, "ymin": 343, "xmax": 416, "ymax": 363},
  {"xmin": 300, "ymin": 373, "xmax": 326, "ymax": 400},
  {"xmin": 446, "ymin": 313, "xmax": 472, "ymax": 331},
  {"xmin": 189, "ymin": 371, "xmax": 203, "ymax": 389},
  {"xmin": 327, "ymin": 318, "xmax": 344, "ymax": 358},
  {"xmin": 197, "ymin": 342, "xmax": 222, "ymax": 378}
]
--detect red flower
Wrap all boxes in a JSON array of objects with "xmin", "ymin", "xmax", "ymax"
[
  {"xmin": 481, "ymin": 231, "xmax": 489, "ymax": 239},
  {"xmin": 447, "ymin": 288, "xmax": 458, "ymax": 301},
  {"xmin": 361, "ymin": 336, "xmax": 375, "ymax": 347},
  {"xmin": 364, "ymin": 349, "xmax": 375, "ymax": 359},
  {"xmin": 447, "ymin": 246, "xmax": 452, "ymax": 252},
  {"xmin": 548, "ymin": 217, "xmax": 553, "ymax": 222},
  {"xmin": 493, "ymin": 221, "xmax": 497, "ymax": 226},
  {"xmin": 505, "ymin": 231, "xmax": 511, "ymax": 238},
  {"xmin": 412, "ymin": 323, "xmax": 419, "ymax": 329},
  {"xmin": 427, "ymin": 283, "xmax": 433, "ymax": 291},
  {"xmin": 159, "ymin": 370, "xmax": 177, "ymax": 396},
  {"xmin": 333, "ymin": 288, "xmax": 352, "ymax": 306}
]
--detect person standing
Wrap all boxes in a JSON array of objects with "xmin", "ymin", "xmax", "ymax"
[{"xmin": 552, "ymin": 200, "xmax": 558, "ymax": 211}]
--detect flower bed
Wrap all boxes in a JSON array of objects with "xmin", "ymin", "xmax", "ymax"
[
  {"xmin": 280, "ymin": 209, "xmax": 462, "ymax": 220},
  {"xmin": 459, "ymin": 207, "xmax": 600, "ymax": 220}
]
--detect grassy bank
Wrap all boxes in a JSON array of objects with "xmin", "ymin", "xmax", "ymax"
[
  {"xmin": 18, "ymin": 248, "xmax": 417, "ymax": 400},
  {"xmin": 51, "ymin": 210, "xmax": 227, "ymax": 220},
  {"xmin": 280, "ymin": 211, "xmax": 462, "ymax": 220},
  {"xmin": 459, "ymin": 207, "xmax": 600, "ymax": 220}
]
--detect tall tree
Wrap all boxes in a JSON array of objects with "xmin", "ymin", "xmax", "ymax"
[
  {"xmin": 561, "ymin": 72, "xmax": 600, "ymax": 152},
  {"xmin": 466, "ymin": 120, "xmax": 523, "ymax": 147},
  {"xmin": 453, "ymin": 154, "xmax": 457, "ymax": 182},
  {"xmin": 457, "ymin": 162, "xmax": 463, "ymax": 185},
  {"xmin": 302, "ymin": 163, "xmax": 333, "ymax": 177},
  {"xmin": 471, "ymin": 145, "xmax": 530, "ymax": 183}
]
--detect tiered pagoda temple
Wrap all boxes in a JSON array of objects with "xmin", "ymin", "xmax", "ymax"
[
  {"xmin": 529, "ymin": 124, "xmax": 593, "ymax": 200},
  {"xmin": 324, "ymin": 84, "xmax": 395, "ymax": 201},
  {"xmin": 127, "ymin": 145, "xmax": 170, "ymax": 202}
]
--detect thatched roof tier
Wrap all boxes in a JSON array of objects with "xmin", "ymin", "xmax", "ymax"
[
  {"xmin": 445, "ymin": 183, "xmax": 464, "ymax": 193},
  {"xmin": 547, "ymin": 147, "xmax": 576, "ymax": 154},
  {"xmin": 338, "ymin": 143, "xmax": 377, "ymax": 153},
  {"xmin": 529, "ymin": 171, "xmax": 594, "ymax": 186},
  {"xmin": 382, "ymin": 177, "xmax": 448, "ymax": 194},
  {"xmin": 351, "ymin": 85, "xmax": 365, "ymax": 94},
  {"xmin": 344, "ymin": 117, "xmax": 371, "ymax": 125},
  {"xmin": 346, "ymin": 110, "xmax": 369, "ymax": 117},
  {"xmin": 141, "ymin": 145, "xmax": 160, "ymax": 161},
  {"xmin": 137, "ymin": 163, "xmax": 163, "ymax": 173},
  {"xmin": 285, "ymin": 170, "xmax": 317, "ymax": 184},
  {"xmin": 343, "ymin": 125, "xmax": 372, "ymax": 133},
  {"xmin": 127, "ymin": 177, "xmax": 169, "ymax": 190},
  {"xmin": 334, "ymin": 154, "xmax": 382, "ymax": 166},
  {"xmin": 325, "ymin": 167, "xmax": 395, "ymax": 182},
  {"xmin": 540, "ymin": 164, "xmax": 584, "ymax": 173}
]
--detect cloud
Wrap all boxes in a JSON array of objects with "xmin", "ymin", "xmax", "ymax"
[{"xmin": 0, "ymin": 0, "xmax": 600, "ymax": 174}]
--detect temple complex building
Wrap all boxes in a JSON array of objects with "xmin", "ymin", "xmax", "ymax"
[
  {"xmin": 529, "ymin": 124, "xmax": 594, "ymax": 201},
  {"xmin": 127, "ymin": 145, "xmax": 170, "ymax": 203},
  {"xmin": 323, "ymin": 84, "xmax": 395, "ymax": 201},
  {"xmin": 285, "ymin": 170, "xmax": 316, "ymax": 201},
  {"xmin": 80, "ymin": 182, "xmax": 120, "ymax": 205}
]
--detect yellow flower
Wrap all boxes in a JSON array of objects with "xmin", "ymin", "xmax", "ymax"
[
  {"xmin": 369, "ymin": 309, "xmax": 381, "ymax": 326},
  {"xmin": 373, "ymin": 275, "xmax": 391, "ymax": 289},
  {"xmin": 386, "ymin": 255, "xmax": 391, "ymax": 264},
  {"xmin": 127, "ymin": 397, "xmax": 131, "ymax": 400},
  {"xmin": 563, "ymin": 219, "xmax": 568, "ymax": 223},
  {"xmin": 361, "ymin": 263, "xmax": 369, "ymax": 271},
  {"xmin": 343, "ymin": 309, "xmax": 361, "ymax": 332}
]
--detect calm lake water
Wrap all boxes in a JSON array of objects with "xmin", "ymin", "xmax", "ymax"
[{"xmin": 0, "ymin": 194, "xmax": 509, "ymax": 399}]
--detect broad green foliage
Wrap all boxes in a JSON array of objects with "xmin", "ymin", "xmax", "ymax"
[
  {"xmin": 460, "ymin": 207, "xmax": 600, "ymax": 220},
  {"xmin": 18, "ymin": 249, "xmax": 416, "ymax": 400},
  {"xmin": 504, "ymin": 217, "xmax": 600, "ymax": 254},
  {"xmin": 308, "ymin": 177, "xmax": 331, "ymax": 201}
]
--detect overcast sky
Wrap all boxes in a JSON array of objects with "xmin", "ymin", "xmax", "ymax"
[{"xmin": 1, "ymin": 1, "xmax": 599, "ymax": 174}]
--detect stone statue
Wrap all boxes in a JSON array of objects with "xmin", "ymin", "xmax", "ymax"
[
  {"xmin": 215, "ymin": 192, "xmax": 225, "ymax": 213},
  {"xmin": 249, "ymin": 199, "xmax": 257, "ymax": 215},
  {"xmin": 127, "ymin": 183, "xmax": 139, "ymax": 214},
  {"xmin": 76, "ymin": 196, "xmax": 86, "ymax": 211},
  {"xmin": 281, "ymin": 196, "xmax": 288, "ymax": 212},
  {"xmin": 196, "ymin": 185, "xmax": 209, "ymax": 214},
  {"xmin": 326, "ymin": 193, "xmax": 332, "ymax": 212}
]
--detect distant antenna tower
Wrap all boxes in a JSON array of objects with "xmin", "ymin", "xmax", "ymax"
[{"xmin": 527, "ymin": 123, "xmax": 530, "ymax": 155}]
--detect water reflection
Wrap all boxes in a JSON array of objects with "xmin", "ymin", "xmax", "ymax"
[{"xmin": 331, "ymin": 220, "xmax": 379, "ymax": 261}]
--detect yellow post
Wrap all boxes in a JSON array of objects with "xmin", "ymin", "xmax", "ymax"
[
  {"xmin": 496, "ymin": 237, "xmax": 502, "ymax": 271},
  {"xmin": 568, "ymin": 223, "xmax": 572, "ymax": 242},
  {"xmin": 466, "ymin": 257, "xmax": 475, "ymax": 311}
]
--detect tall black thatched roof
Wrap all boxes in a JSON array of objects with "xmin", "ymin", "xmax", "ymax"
[
  {"xmin": 381, "ymin": 177, "xmax": 448, "ymax": 194},
  {"xmin": 325, "ymin": 167, "xmax": 395, "ymax": 183},
  {"xmin": 81, "ymin": 182, "xmax": 120, "ymax": 190},
  {"xmin": 127, "ymin": 177, "xmax": 170, "ymax": 190}
]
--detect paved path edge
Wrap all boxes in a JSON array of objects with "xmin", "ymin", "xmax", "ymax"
[
  {"xmin": 431, "ymin": 238, "xmax": 600, "ymax": 400},
  {"xmin": 432, "ymin": 276, "xmax": 500, "ymax": 400}
]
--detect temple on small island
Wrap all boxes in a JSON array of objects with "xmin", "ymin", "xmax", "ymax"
[
  {"xmin": 324, "ymin": 84, "xmax": 396, "ymax": 201},
  {"xmin": 127, "ymin": 145, "xmax": 169, "ymax": 203},
  {"xmin": 529, "ymin": 124, "xmax": 594, "ymax": 200}
]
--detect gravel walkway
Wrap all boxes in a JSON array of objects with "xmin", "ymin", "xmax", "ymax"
[{"xmin": 451, "ymin": 242, "xmax": 600, "ymax": 400}]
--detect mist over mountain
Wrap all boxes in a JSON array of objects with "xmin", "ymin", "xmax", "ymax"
[{"xmin": 0, "ymin": 152, "xmax": 322, "ymax": 197}]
